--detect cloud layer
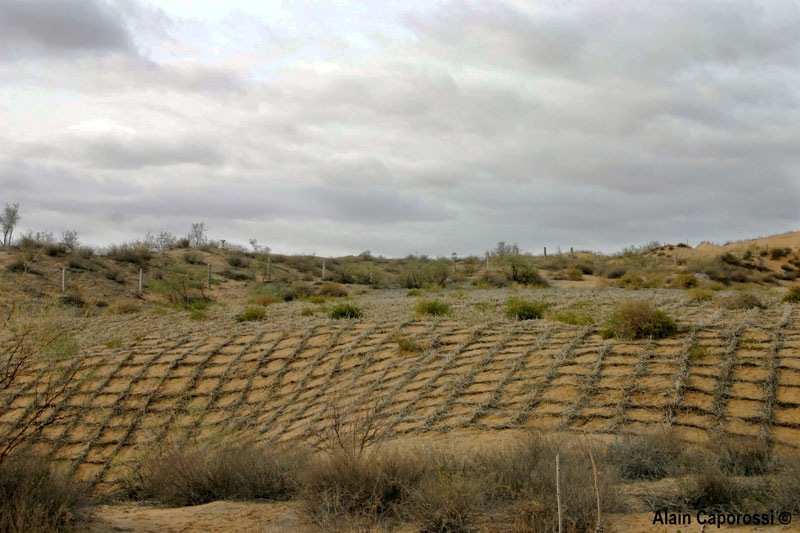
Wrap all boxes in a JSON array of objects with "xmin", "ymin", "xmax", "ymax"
[{"xmin": 1, "ymin": 0, "xmax": 798, "ymax": 255}]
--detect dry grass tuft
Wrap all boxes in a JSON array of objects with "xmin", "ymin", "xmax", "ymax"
[
  {"xmin": 318, "ymin": 282, "xmax": 348, "ymax": 297},
  {"xmin": 119, "ymin": 440, "xmax": 306, "ymax": 507},
  {"xmin": 416, "ymin": 299, "xmax": 451, "ymax": 317},
  {"xmin": 719, "ymin": 292, "xmax": 765, "ymax": 310}
]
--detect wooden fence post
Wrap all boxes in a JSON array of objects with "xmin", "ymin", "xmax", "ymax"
[
  {"xmin": 544, "ymin": 247, "xmax": 547, "ymax": 260},
  {"xmin": 207, "ymin": 264, "xmax": 211, "ymax": 289},
  {"xmin": 61, "ymin": 267, "xmax": 66, "ymax": 293},
  {"xmin": 322, "ymin": 259, "xmax": 326, "ymax": 280},
  {"xmin": 570, "ymin": 247, "xmax": 574, "ymax": 260},
  {"xmin": 138, "ymin": 269, "xmax": 143, "ymax": 294}
]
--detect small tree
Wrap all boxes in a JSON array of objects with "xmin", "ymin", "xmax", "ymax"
[
  {"xmin": 60, "ymin": 230, "xmax": 79, "ymax": 252},
  {"xmin": 146, "ymin": 230, "xmax": 177, "ymax": 251},
  {"xmin": 1, "ymin": 203, "xmax": 20, "ymax": 246},
  {"xmin": 188, "ymin": 222, "xmax": 207, "ymax": 248},
  {"xmin": 150, "ymin": 265, "xmax": 209, "ymax": 304}
]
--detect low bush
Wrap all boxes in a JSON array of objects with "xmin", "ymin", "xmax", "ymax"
[
  {"xmin": 719, "ymin": 292, "xmax": 765, "ymax": 310},
  {"xmin": 120, "ymin": 441, "xmax": 305, "ymax": 506},
  {"xmin": 329, "ymin": 303, "xmax": 363, "ymax": 319},
  {"xmin": 506, "ymin": 297, "xmax": 548, "ymax": 320},
  {"xmin": 0, "ymin": 454, "xmax": 91, "ymax": 533},
  {"xmin": 615, "ymin": 273, "xmax": 644, "ymax": 290},
  {"xmin": 406, "ymin": 289, "xmax": 423, "ymax": 297},
  {"xmin": 782, "ymin": 285, "xmax": 800, "ymax": 303},
  {"xmin": 770, "ymin": 247, "xmax": 792, "ymax": 260},
  {"xmin": 408, "ymin": 470, "xmax": 482, "ymax": 533},
  {"xmin": 415, "ymin": 299, "xmax": 451, "ymax": 317},
  {"xmin": 107, "ymin": 242, "xmax": 152, "ymax": 266},
  {"xmin": 393, "ymin": 333, "xmax": 423, "ymax": 353},
  {"xmin": 602, "ymin": 300, "xmax": 677, "ymax": 340},
  {"xmin": 671, "ymin": 273, "xmax": 698, "ymax": 288},
  {"xmin": 184, "ymin": 251, "xmax": 204, "ymax": 265},
  {"xmin": 608, "ymin": 431, "xmax": 686, "ymax": 481},
  {"xmin": 254, "ymin": 294, "xmax": 274, "ymax": 306},
  {"xmin": 236, "ymin": 305, "xmax": 266, "ymax": 322},
  {"xmin": 549, "ymin": 308, "xmax": 595, "ymax": 326},
  {"xmin": 685, "ymin": 287, "xmax": 714, "ymax": 302},
  {"xmin": 711, "ymin": 435, "xmax": 776, "ymax": 477},
  {"xmin": 318, "ymin": 282, "xmax": 348, "ymax": 297},
  {"xmin": 226, "ymin": 255, "xmax": 249, "ymax": 268}
]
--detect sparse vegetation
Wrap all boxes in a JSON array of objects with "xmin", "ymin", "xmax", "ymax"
[
  {"xmin": 318, "ymin": 282, "xmax": 348, "ymax": 297},
  {"xmin": 685, "ymin": 287, "xmax": 714, "ymax": 302},
  {"xmin": 783, "ymin": 284, "xmax": 800, "ymax": 303},
  {"xmin": 719, "ymin": 292, "xmax": 765, "ymax": 310}
]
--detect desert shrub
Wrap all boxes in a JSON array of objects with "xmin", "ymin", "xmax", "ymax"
[
  {"xmin": 121, "ymin": 441, "xmax": 305, "ymax": 506},
  {"xmin": 58, "ymin": 288, "xmax": 85, "ymax": 308},
  {"xmin": 393, "ymin": 333, "xmax": 423, "ymax": 353},
  {"xmin": 685, "ymin": 287, "xmax": 714, "ymax": 302},
  {"xmin": 301, "ymin": 450, "xmax": 428, "ymax": 528},
  {"xmin": 479, "ymin": 269, "xmax": 510, "ymax": 287},
  {"xmin": 554, "ymin": 268, "xmax": 583, "ymax": 281},
  {"xmin": 253, "ymin": 294, "xmax": 274, "ymax": 306},
  {"xmin": 514, "ymin": 265, "xmax": 549, "ymax": 287},
  {"xmin": 300, "ymin": 307, "xmax": 316, "ymax": 317},
  {"xmin": 615, "ymin": 272, "xmax": 644, "ymax": 290},
  {"xmin": 549, "ymin": 308, "xmax": 595, "ymax": 326},
  {"xmin": 505, "ymin": 297, "xmax": 548, "ymax": 320},
  {"xmin": 184, "ymin": 251, "xmax": 204, "ymax": 265},
  {"xmin": 106, "ymin": 242, "xmax": 152, "ymax": 266},
  {"xmin": 408, "ymin": 470, "xmax": 482, "ymax": 533},
  {"xmin": 105, "ymin": 269, "xmax": 124, "ymax": 284},
  {"xmin": 0, "ymin": 454, "xmax": 91, "ymax": 533},
  {"xmin": 236, "ymin": 305, "xmax": 266, "ymax": 322},
  {"xmin": 719, "ymin": 292, "xmax": 765, "ymax": 310},
  {"xmin": 647, "ymin": 461, "xmax": 750, "ymax": 513},
  {"xmin": 782, "ymin": 285, "xmax": 800, "ymax": 303},
  {"xmin": 75, "ymin": 246, "xmax": 94, "ymax": 259},
  {"xmin": 150, "ymin": 265, "xmax": 209, "ymax": 304},
  {"xmin": 770, "ymin": 247, "xmax": 792, "ymax": 260},
  {"xmin": 281, "ymin": 282, "xmax": 313, "ymax": 301},
  {"xmin": 486, "ymin": 432, "xmax": 624, "ymax": 533},
  {"xmin": 721, "ymin": 252, "xmax": 741, "ymax": 266},
  {"xmin": 318, "ymin": 282, "xmax": 348, "ymax": 297},
  {"xmin": 711, "ymin": 436, "xmax": 776, "ymax": 477},
  {"xmin": 329, "ymin": 303, "xmax": 363, "ymax": 319},
  {"xmin": 219, "ymin": 269, "xmax": 253, "ymax": 281},
  {"xmin": 770, "ymin": 460, "xmax": 800, "ymax": 514},
  {"xmin": 608, "ymin": 431, "xmax": 686, "ymax": 481},
  {"xmin": 226, "ymin": 255, "xmax": 249, "ymax": 268},
  {"xmin": 603, "ymin": 266, "xmax": 627, "ymax": 279},
  {"xmin": 105, "ymin": 300, "xmax": 140, "ymax": 315},
  {"xmin": 602, "ymin": 300, "xmax": 677, "ymax": 340},
  {"xmin": 671, "ymin": 273, "xmax": 698, "ymax": 288},
  {"xmin": 416, "ymin": 299, "xmax": 451, "ymax": 317},
  {"xmin": 406, "ymin": 289, "xmax": 423, "ymax": 297}
]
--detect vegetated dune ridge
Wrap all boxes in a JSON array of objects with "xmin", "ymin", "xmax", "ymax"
[{"xmin": 2, "ymin": 290, "xmax": 800, "ymax": 492}]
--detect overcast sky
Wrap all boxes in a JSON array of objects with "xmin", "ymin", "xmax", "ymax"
[{"xmin": 1, "ymin": 0, "xmax": 798, "ymax": 257}]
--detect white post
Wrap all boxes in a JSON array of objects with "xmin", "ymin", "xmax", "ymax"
[
  {"xmin": 61, "ymin": 267, "xmax": 66, "ymax": 293},
  {"xmin": 486, "ymin": 252, "xmax": 490, "ymax": 269},
  {"xmin": 452, "ymin": 252, "xmax": 457, "ymax": 274},
  {"xmin": 556, "ymin": 453, "xmax": 563, "ymax": 533},
  {"xmin": 138, "ymin": 268, "xmax": 143, "ymax": 294}
]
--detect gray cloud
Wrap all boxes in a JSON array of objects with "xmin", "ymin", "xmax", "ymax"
[
  {"xmin": 0, "ymin": 0, "xmax": 135, "ymax": 58},
  {"xmin": 2, "ymin": 0, "xmax": 798, "ymax": 256}
]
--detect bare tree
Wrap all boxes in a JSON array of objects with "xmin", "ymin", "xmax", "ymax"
[
  {"xmin": 1, "ymin": 203, "xmax": 20, "ymax": 246},
  {"xmin": 146, "ymin": 230, "xmax": 177, "ymax": 251},
  {"xmin": 60, "ymin": 230, "xmax": 79, "ymax": 252},
  {"xmin": 188, "ymin": 222, "xmax": 207, "ymax": 248}
]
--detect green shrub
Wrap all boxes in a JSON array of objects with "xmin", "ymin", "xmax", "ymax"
[
  {"xmin": 393, "ymin": 333, "xmax": 423, "ymax": 353},
  {"xmin": 549, "ymin": 308, "xmax": 595, "ymax": 326},
  {"xmin": 236, "ymin": 305, "xmax": 266, "ymax": 322},
  {"xmin": 770, "ymin": 247, "xmax": 792, "ymax": 260},
  {"xmin": 506, "ymin": 297, "xmax": 548, "ymax": 320},
  {"xmin": 226, "ymin": 255, "xmax": 249, "ymax": 268},
  {"xmin": 300, "ymin": 307, "xmax": 316, "ymax": 317},
  {"xmin": 406, "ymin": 289, "xmax": 423, "ymax": 297},
  {"xmin": 783, "ymin": 285, "xmax": 800, "ymax": 303},
  {"xmin": 602, "ymin": 300, "xmax": 677, "ymax": 340},
  {"xmin": 415, "ymin": 299, "xmax": 451, "ymax": 316},
  {"xmin": 329, "ymin": 303, "xmax": 363, "ymax": 319}
]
